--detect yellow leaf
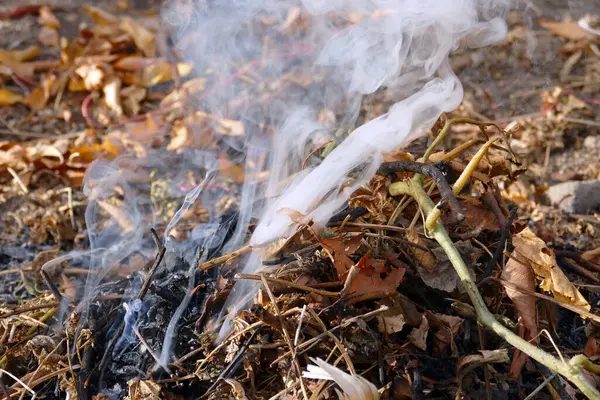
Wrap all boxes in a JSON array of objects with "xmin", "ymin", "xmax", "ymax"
[
  {"xmin": 0, "ymin": 46, "xmax": 41, "ymax": 63},
  {"xmin": 0, "ymin": 88, "xmax": 24, "ymax": 106},
  {"xmin": 26, "ymin": 74, "xmax": 56, "ymax": 110}
]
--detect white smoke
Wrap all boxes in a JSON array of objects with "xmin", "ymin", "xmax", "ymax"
[{"xmin": 160, "ymin": 0, "xmax": 511, "ymax": 342}]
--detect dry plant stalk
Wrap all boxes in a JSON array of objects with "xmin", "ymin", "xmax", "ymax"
[{"xmin": 388, "ymin": 118, "xmax": 600, "ymax": 399}]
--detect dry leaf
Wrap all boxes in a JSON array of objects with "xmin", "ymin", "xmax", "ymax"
[
  {"xmin": 114, "ymin": 56, "xmax": 158, "ymax": 72},
  {"xmin": 539, "ymin": 18, "xmax": 595, "ymax": 41},
  {"xmin": 417, "ymin": 241, "xmax": 477, "ymax": 292},
  {"xmin": 103, "ymin": 77, "xmax": 123, "ymax": 117},
  {"xmin": 0, "ymin": 46, "xmax": 41, "ymax": 63},
  {"xmin": 443, "ymin": 197, "xmax": 499, "ymax": 231},
  {"xmin": 121, "ymin": 85, "xmax": 147, "ymax": 116},
  {"xmin": 408, "ymin": 315, "xmax": 429, "ymax": 351},
  {"xmin": 26, "ymin": 74, "xmax": 56, "ymax": 110},
  {"xmin": 322, "ymin": 234, "xmax": 363, "ymax": 278},
  {"xmin": 82, "ymin": 5, "xmax": 119, "ymax": 26},
  {"xmin": 125, "ymin": 378, "xmax": 161, "ymax": 400},
  {"xmin": 512, "ymin": 228, "xmax": 590, "ymax": 311},
  {"xmin": 38, "ymin": 6, "xmax": 60, "ymax": 29},
  {"xmin": 97, "ymin": 200, "xmax": 135, "ymax": 233},
  {"xmin": 377, "ymin": 299, "xmax": 406, "ymax": 334},
  {"xmin": 457, "ymin": 349, "xmax": 509, "ymax": 380},
  {"xmin": 120, "ymin": 17, "xmax": 156, "ymax": 57},
  {"xmin": 344, "ymin": 254, "xmax": 405, "ymax": 304},
  {"xmin": 501, "ymin": 256, "xmax": 538, "ymax": 342},
  {"xmin": 0, "ymin": 88, "xmax": 24, "ymax": 106},
  {"xmin": 406, "ymin": 228, "xmax": 436, "ymax": 272},
  {"xmin": 38, "ymin": 26, "xmax": 60, "ymax": 47},
  {"xmin": 426, "ymin": 312, "xmax": 464, "ymax": 356},
  {"xmin": 160, "ymin": 77, "xmax": 206, "ymax": 107},
  {"xmin": 75, "ymin": 64, "xmax": 108, "ymax": 91},
  {"xmin": 219, "ymin": 153, "xmax": 245, "ymax": 184}
]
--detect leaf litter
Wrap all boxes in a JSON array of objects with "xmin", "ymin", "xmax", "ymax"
[{"xmin": 0, "ymin": 2, "xmax": 599, "ymax": 400}]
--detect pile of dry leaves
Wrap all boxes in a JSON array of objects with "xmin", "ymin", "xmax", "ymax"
[{"xmin": 0, "ymin": 3, "xmax": 599, "ymax": 400}]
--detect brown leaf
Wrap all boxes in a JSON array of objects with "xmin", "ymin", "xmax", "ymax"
[
  {"xmin": 501, "ymin": 257, "xmax": 538, "ymax": 342},
  {"xmin": 417, "ymin": 241, "xmax": 478, "ymax": 292},
  {"xmin": 121, "ymin": 85, "xmax": 147, "ymax": 116},
  {"xmin": 457, "ymin": 349, "xmax": 509, "ymax": 380},
  {"xmin": 539, "ymin": 18, "xmax": 595, "ymax": 41},
  {"xmin": 114, "ymin": 56, "xmax": 158, "ymax": 72},
  {"xmin": 443, "ymin": 197, "xmax": 499, "ymax": 231},
  {"xmin": 376, "ymin": 299, "xmax": 406, "ymax": 334},
  {"xmin": 60, "ymin": 274, "xmax": 76, "ymax": 302},
  {"xmin": 126, "ymin": 378, "xmax": 161, "ymax": 400},
  {"xmin": 425, "ymin": 312, "xmax": 464, "ymax": 356},
  {"xmin": 0, "ymin": 46, "xmax": 41, "ymax": 62},
  {"xmin": 82, "ymin": 5, "xmax": 119, "ymax": 26},
  {"xmin": 25, "ymin": 74, "xmax": 56, "ymax": 110},
  {"xmin": 406, "ymin": 228, "xmax": 436, "ymax": 272},
  {"xmin": 0, "ymin": 88, "xmax": 24, "ymax": 106},
  {"xmin": 343, "ymin": 254, "xmax": 405, "ymax": 304},
  {"xmin": 219, "ymin": 153, "xmax": 245, "ymax": 184},
  {"xmin": 160, "ymin": 77, "xmax": 206, "ymax": 108},
  {"xmin": 322, "ymin": 233, "xmax": 363, "ymax": 278},
  {"xmin": 120, "ymin": 17, "xmax": 156, "ymax": 57},
  {"xmin": 38, "ymin": 6, "xmax": 60, "ymax": 29},
  {"xmin": 408, "ymin": 315, "xmax": 429, "ymax": 351},
  {"xmin": 513, "ymin": 228, "xmax": 590, "ymax": 310}
]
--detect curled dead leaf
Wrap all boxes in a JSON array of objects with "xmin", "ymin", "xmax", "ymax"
[
  {"xmin": 406, "ymin": 228, "xmax": 436, "ymax": 272},
  {"xmin": 120, "ymin": 17, "xmax": 156, "ymax": 57},
  {"xmin": 512, "ymin": 228, "xmax": 590, "ymax": 311},
  {"xmin": 408, "ymin": 315, "xmax": 429, "ymax": 351}
]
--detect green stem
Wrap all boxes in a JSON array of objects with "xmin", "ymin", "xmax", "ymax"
[{"xmin": 390, "ymin": 178, "xmax": 600, "ymax": 399}]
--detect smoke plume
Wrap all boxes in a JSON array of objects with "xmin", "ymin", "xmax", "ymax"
[{"xmin": 77, "ymin": 0, "xmax": 512, "ymax": 371}]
